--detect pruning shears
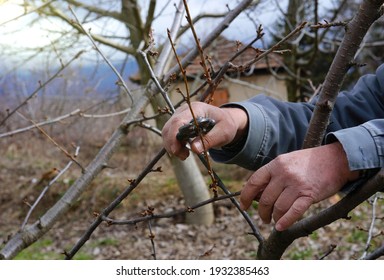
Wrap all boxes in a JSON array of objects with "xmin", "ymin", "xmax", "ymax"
[{"xmin": 176, "ymin": 116, "xmax": 216, "ymax": 141}]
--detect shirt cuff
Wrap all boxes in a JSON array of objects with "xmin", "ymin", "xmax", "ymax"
[
  {"xmin": 326, "ymin": 125, "xmax": 380, "ymax": 171},
  {"xmin": 209, "ymin": 101, "xmax": 267, "ymax": 170}
]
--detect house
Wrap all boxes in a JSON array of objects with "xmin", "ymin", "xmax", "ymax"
[{"xmin": 169, "ymin": 36, "xmax": 287, "ymax": 107}]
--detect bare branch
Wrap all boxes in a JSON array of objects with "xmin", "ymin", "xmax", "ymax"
[
  {"xmin": 69, "ymin": 6, "xmax": 134, "ymax": 103},
  {"xmin": 66, "ymin": 0, "xmax": 124, "ymax": 22},
  {"xmin": 63, "ymin": 148, "xmax": 167, "ymax": 259},
  {"xmin": 21, "ymin": 146, "xmax": 81, "ymax": 229},
  {"xmin": 364, "ymin": 243, "xmax": 384, "ymax": 259},
  {"xmin": 46, "ymin": 4, "xmax": 136, "ymax": 54},
  {"xmin": 302, "ymin": 0, "xmax": 384, "ymax": 148},
  {"xmin": 164, "ymin": 0, "xmax": 254, "ymax": 82},
  {"xmin": 0, "ymin": 0, "xmax": 54, "ymax": 27},
  {"xmin": 0, "ymin": 51, "xmax": 84, "ymax": 127},
  {"xmin": 0, "ymin": 0, "xmax": 255, "ymax": 260},
  {"xmin": 360, "ymin": 194, "xmax": 380, "ymax": 259},
  {"xmin": 138, "ymin": 50, "xmax": 175, "ymax": 113},
  {"xmin": 0, "ymin": 109, "xmax": 81, "ymax": 138},
  {"xmin": 102, "ymin": 191, "xmax": 241, "ymax": 226},
  {"xmin": 16, "ymin": 112, "xmax": 84, "ymax": 171},
  {"xmin": 310, "ymin": 20, "xmax": 348, "ymax": 29}
]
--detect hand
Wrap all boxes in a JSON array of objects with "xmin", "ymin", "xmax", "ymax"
[
  {"xmin": 239, "ymin": 142, "xmax": 359, "ymax": 231},
  {"xmin": 162, "ymin": 102, "xmax": 248, "ymax": 160}
]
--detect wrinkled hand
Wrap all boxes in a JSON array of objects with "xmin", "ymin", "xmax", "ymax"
[
  {"xmin": 162, "ymin": 102, "xmax": 248, "ymax": 160},
  {"xmin": 240, "ymin": 142, "xmax": 359, "ymax": 231}
]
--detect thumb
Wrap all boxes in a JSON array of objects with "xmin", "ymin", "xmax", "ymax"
[
  {"xmin": 189, "ymin": 125, "xmax": 230, "ymax": 154},
  {"xmin": 190, "ymin": 135, "xmax": 210, "ymax": 154}
]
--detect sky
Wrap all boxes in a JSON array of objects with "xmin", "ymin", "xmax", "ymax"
[
  {"xmin": 0, "ymin": 1, "xmax": 278, "ymax": 51},
  {"xmin": 0, "ymin": 0, "xmax": 336, "ymax": 69}
]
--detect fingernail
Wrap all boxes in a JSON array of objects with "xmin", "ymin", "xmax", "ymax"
[
  {"xmin": 275, "ymin": 223, "xmax": 283, "ymax": 231},
  {"xmin": 193, "ymin": 141, "xmax": 203, "ymax": 154},
  {"xmin": 239, "ymin": 203, "xmax": 245, "ymax": 211}
]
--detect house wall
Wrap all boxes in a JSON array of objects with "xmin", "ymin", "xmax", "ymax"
[{"xmin": 169, "ymin": 72, "xmax": 287, "ymax": 107}]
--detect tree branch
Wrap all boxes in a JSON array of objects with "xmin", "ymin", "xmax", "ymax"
[
  {"xmin": 46, "ymin": 4, "xmax": 136, "ymax": 55},
  {"xmin": 0, "ymin": 51, "xmax": 84, "ymax": 127},
  {"xmin": 69, "ymin": 6, "xmax": 134, "ymax": 103},
  {"xmin": 302, "ymin": 0, "xmax": 384, "ymax": 148},
  {"xmin": 66, "ymin": 0, "xmax": 124, "ymax": 23},
  {"xmin": 0, "ymin": 0, "xmax": 254, "ymax": 260}
]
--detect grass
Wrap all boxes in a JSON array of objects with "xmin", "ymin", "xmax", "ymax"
[{"xmin": 13, "ymin": 239, "xmax": 93, "ymax": 260}]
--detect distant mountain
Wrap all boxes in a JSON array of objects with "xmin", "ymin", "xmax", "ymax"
[
  {"xmin": 0, "ymin": 58, "xmax": 139, "ymax": 102},
  {"xmin": 76, "ymin": 59, "xmax": 139, "ymax": 93}
]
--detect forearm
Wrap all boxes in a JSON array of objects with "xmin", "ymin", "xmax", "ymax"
[{"xmin": 210, "ymin": 65, "xmax": 384, "ymax": 171}]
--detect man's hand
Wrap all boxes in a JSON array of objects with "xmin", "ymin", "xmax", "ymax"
[
  {"xmin": 240, "ymin": 142, "xmax": 359, "ymax": 231},
  {"xmin": 162, "ymin": 102, "xmax": 248, "ymax": 160}
]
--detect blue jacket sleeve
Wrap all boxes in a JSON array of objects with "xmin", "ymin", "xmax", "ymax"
[{"xmin": 210, "ymin": 64, "xmax": 384, "ymax": 172}]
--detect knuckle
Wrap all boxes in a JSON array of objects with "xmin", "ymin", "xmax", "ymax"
[
  {"xmin": 291, "ymin": 197, "xmax": 313, "ymax": 216},
  {"xmin": 273, "ymin": 203, "xmax": 286, "ymax": 215},
  {"xmin": 289, "ymin": 204, "xmax": 305, "ymax": 217},
  {"xmin": 259, "ymin": 194, "xmax": 273, "ymax": 208}
]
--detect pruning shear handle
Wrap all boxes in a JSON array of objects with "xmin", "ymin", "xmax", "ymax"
[{"xmin": 176, "ymin": 116, "xmax": 216, "ymax": 141}]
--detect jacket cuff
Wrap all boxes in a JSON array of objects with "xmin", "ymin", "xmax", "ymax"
[
  {"xmin": 326, "ymin": 125, "xmax": 380, "ymax": 171},
  {"xmin": 209, "ymin": 101, "xmax": 267, "ymax": 170}
]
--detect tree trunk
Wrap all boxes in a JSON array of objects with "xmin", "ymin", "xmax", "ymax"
[
  {"xmin": 170, "ymin": 156, "xmax": 214, "ymax": 225},
  {"xmin": 151, "ymin": 94, "xmax": 215, "ymax": 225},
  {"xmin": 122, "ymin": 0, "xmax": 215, "ymax": 225}
]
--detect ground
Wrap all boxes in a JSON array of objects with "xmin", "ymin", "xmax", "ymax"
[{"xmin": 1, "ymin": 135, "xmax": 383, "ymax": 260}]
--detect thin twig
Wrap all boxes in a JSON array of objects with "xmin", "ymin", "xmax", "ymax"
[
  {"xmin": 16, "ymin": 112, "xmax": 84, "ymax": 171},
  {"xmin": 147, "ymin": 220, "xmax": 157, "ymax": 260},
  {"xmin": 64, "ymin": 148, "xmax": 167, "ymax": 259},
  {"xmin": 21, "ymin": 146, "xmax": 81, "ymax": 229},
  {"xmin": 102, "ymin": 191, "xmax": 241, "ymax": 225},
  {"xmin": 167, "ymin": 27, "xmax": 217, "ymax": 195},
  {"xmin": 68, "ymin": 6, "xmax": 134, "ymax": 103},
  {"xmin": 244, "ymin": 22, "xmax": 307, "ymax": 68},
  {"xmin": 196, "ymin": 153, "xmax": 264, "ymax": 243},
  {"xmin": 0, "ymin": 1, "xmax": 55, "ymax": 27},
  {"xmin": 319, "ymin": 244, "xmax": 337, "ymax": 260},
  {"xmin": 0, "ymin": 51, "xmax": 84, "ymax": 127},
  {"xmin": 137, "ymin": 122, "xmax": 162, "ymax": 136},
  {"xmin": 80, "ymin": 108, "xmax": 131, "ymax": 119},
  {"xmin": 310, "ymin": 20, "xmax": 348, "ymax": 29},
  {"xmin": 183, "ymin": 0, "xmax": 213, "ymax": 87},
  {"xmin": 360, "ymin": 194, "xmax": 379, "ymax": 259},
  {"xmin": 0, "ymin": 109, "xmax": 81, "ymax": 138},
  {"xmin": 138, "ymin": 50, "xmax": 175, "ymax": 114}
]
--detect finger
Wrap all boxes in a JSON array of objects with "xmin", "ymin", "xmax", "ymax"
[
  {"xmin": 257, "ymin": 180, "xmax": 283, "ymax": 224},
  {"xmin": 271, "ymin": 188, "xmax": 298, "ymax": 224},
  {"xmin": 274, "ymin": 196, "xmax": 313, "ymax": 231},
  {"xmin": 239, "ymin": 165, "xmax": 272, "ymax": 211}
]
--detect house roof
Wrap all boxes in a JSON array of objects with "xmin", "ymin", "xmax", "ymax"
[
  {"xmin": 183, "ymin": 36, "xmax": 283, "ymax": 77},
  {"xmin": 130, "ymin": 36, "xmax": 283, "ymax": 83}
]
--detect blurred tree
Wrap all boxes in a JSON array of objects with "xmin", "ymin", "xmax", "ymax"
[
  {"xmin": 15, "ymin": 0, "xmax": 254, "ymax": 225},
  {"xmin": 268, "ymin": 0, "xmax": 383, "ymax": 101},
  {"xmin": 0, "ymin": 0, "xmax": 260, "ymax": 251}
]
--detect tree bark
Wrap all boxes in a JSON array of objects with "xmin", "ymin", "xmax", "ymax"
[{"xmin": 302, "ymin": 0, "xmax": 384, "ymax": 148}]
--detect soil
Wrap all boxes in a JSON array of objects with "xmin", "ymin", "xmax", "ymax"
[{"xmin": 1, "ymin": 138, "xmax": 383, "ymax": 260}]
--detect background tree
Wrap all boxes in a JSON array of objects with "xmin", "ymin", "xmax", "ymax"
[{"xmin": 268, "ymin": 0, "xmax": 383, "ymax": 101}]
